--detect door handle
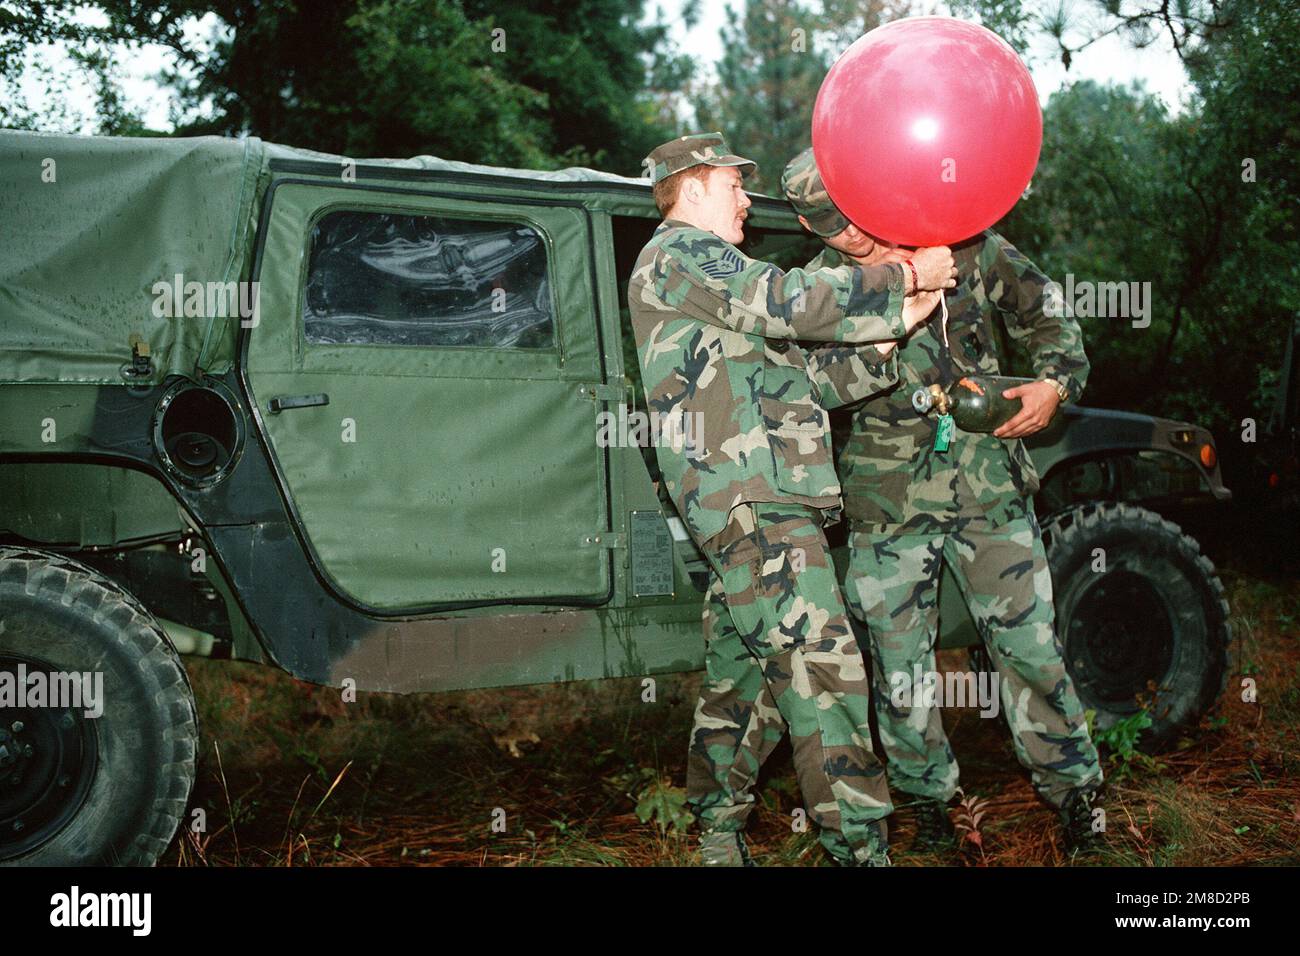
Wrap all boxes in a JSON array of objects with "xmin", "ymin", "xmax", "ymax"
[{"xmin": 267, "ymin": 393, "xmax": 329, "ymax": 414}]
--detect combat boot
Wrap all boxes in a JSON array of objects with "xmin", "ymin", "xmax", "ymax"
[
  {"xmin": 911, "ymin": 797, "xmax": 956, "ymax": 853},
  {"xmin": 697, "ymin": 829, "xmax": 755, "ymax": 866},
  {"xmin": 1060, "ymin": 788, "xmax": 1105, "ymax": 857},
  {"xmin": 839, "ymin": 845, "xmax": 892, "ymax": 867}
]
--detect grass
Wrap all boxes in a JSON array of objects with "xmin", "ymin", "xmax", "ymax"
[{"xmin": 166, "ymin": 566, "xmax": 1300, "ymax": 867}]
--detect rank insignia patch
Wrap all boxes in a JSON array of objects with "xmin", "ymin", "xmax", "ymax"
[{"xmin": 699, "ymin": 247, "xmax": 746, "ymax": 279}]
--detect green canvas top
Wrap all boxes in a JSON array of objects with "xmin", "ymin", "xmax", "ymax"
[
  {"xmin": 0, "ymin": 131, "xmax": 265, "ymax": 384},
  {"xmin": 0, "ymin": 130, "xmax": 789, "ymax": 386},
  {"xmin": 264, "ymin": 140, "xmax": 653, "ymax": 187}
]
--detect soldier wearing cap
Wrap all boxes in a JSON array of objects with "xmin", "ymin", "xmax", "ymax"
[
  {"xmin": 627, "ymin": 132, "xmax": 956, "ymax": 866},
  {"xmin": 771, "ymin": 147, "xmax": 1105, "ymax": 856}
]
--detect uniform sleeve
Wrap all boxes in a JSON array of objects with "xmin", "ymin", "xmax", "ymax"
[
  {"xmin": 804, "ymin": 344, "xmax": 900, "ymax": 410},
  {"xmin": 982, "ymin": 233, "xmax": 1090, "ymax": 403},
  {"xmin": 649, "ymin": 228, "xmax": 908, "ymax": 344}
]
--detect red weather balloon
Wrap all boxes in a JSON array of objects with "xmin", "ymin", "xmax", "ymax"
[{"xmin": 811, "ymin": 17, "xmax": 1042, "ymax": 247}]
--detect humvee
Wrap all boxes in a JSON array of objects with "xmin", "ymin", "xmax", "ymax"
[{"xmin": 0, "ymin": 131, "xmax": 1231, "ymax": 865}]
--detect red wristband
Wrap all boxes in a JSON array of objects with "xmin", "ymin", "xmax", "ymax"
[{"xmin": 904, "ymin": 259, "xmax": 919, "ymax": 293}]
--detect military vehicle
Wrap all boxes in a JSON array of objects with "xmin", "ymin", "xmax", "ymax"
[{"xmin": 0, "ymin": 131, "xmax": 1231, "ymax": 865}]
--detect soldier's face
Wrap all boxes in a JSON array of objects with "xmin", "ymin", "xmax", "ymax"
[
  {"xmin": 697, "ymin": 167, "xmax": 751, "ymax": 244},
  {"xmin": 795, "ymin": 214, "xmax": 899, "ymax": 261},
  {"xmin": 825, "ymin": 222, "xmax": 904, "ymax": 262}
]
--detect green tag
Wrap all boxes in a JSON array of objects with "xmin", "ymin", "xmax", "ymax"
[{"xmin": 933, "ymin": 413, "xmax": 954, "ymax": 452}]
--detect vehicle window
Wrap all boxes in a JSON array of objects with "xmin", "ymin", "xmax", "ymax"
[{"xmin": 303, "ymin": 210, "xmax": 555, "ymax": 349}]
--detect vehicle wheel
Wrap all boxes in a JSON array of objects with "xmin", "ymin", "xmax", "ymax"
[
  {"xmin": 1038, "ymin": 503, "xmax": 1231, "ymax": 751},
  {"xmin": 0, "ymin": 547, "xmax": 198, "ymax": 865}
]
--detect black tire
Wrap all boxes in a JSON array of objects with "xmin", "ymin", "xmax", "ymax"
[
  {"xmin": 0, "ymin": 546, "xmax": 198, "ymax": 865},
  {"xmin": 1039, "ymin": 503, "xmax": 1231, "ymax": 751}
]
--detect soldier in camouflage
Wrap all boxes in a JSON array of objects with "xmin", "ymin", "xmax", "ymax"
[
  {"xmin": 686, "ymin": 148, "xmax": 1106, "ymax": 859},
  {"xmin": 780, "ymin": 147, "xmax": 1106, "ymax": 856},
  {"xmin": 628, "ymin": 132, "xmax": 955, "ymax": 866}
]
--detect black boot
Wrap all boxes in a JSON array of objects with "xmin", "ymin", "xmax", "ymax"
[
  {"xmin": 911, "ymin": 797, "xmax": 956, "ymax": 852},
  {"xmin": 835, "ymin": 842, "xmax": 892, "ymax": 866},
  {"xmin": 1060, "ymin": 788, "xmax": 1105, "ymax": 857},
  {"xmin": 698, "ymin": 829, "xmax": 756, "ymax": 866}
]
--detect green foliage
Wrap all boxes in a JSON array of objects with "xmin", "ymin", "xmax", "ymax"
[
  {"xmin": 1093, "ymin": 707, "xmax": 1152, "ymax": 756},
  {"xmin": 458, "ymin": 0, "xmax": 693, "ymax": 171},
  {"xmin": 340, "ymin": 0, "xmax": 553, "ymax": 167},
  {"xmin": 692, "ymin": 0, "xmax": 823, "ymax": 194},
  {"xmin": 632, "ymin": 772, "xmax": 692, "ymax": 834},
  {"xmin": 1090, "ymin": 708, "xmax": 1159, "ymax": 777},
  {"xmin": 3, "ymin": 0, "xmax": 688, "ymax": 172},
  {"xmin": 692, "ymin": 0, "xmax": 909, "ymax": 194},
  {"xmin": 997, "ymin": 2, "xmax": 1300, "ymax": 442},
  {"xmin": 947, "ymin": 0, "xmax": 1035, "ymax": 53},
  {"xmin": 0, "ymin": 2, "xmax": 160, "ymax": 133}
]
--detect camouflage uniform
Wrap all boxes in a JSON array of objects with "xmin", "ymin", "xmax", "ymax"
[
  {"xmin": 629, "ymin": 133, "xmax": 906, "ymax": 862},
  {"xmin": 686, "ymin": 351, "xmax": 903, "ymax": 858},
  {"xmin": 683, "ymin": 149, "xmax": 1103, "ymax": 829},
  {"xmin": 789, "ymin": 148, "xmax": 1103, "ymax": 811}
]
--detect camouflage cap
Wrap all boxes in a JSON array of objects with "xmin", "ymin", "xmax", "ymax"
[
  {"xmin": 643, "ymin": 132, "xmax": 756, "ymax": 185},
  {"xmin": 780, "ymin": 147, "xmax": 851, "ymax": 238}
]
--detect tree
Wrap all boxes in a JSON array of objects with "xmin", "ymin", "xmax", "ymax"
[
  {"xmin": 996, "ymin": 81, "xmax": 1203, "ymax": 415},
  {"xmin": 0, "ymin": 2, "xmax": 163, "ymax": 132},
  {"xmin": 1, "ymin": 0, "xmax": 691, "ymax": 171},
  {"xmin": 693, "ymin": 0, "xmax": 907, "ymax": 194},
  {"xmin": 994, "ymin": 0, "xmax": 1300, "ymax": 433},
  {"xmin": 458, "ymin": 0, "xmax": 696, "ymax": 170}
]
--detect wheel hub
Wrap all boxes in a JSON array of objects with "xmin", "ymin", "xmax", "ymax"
[
  {"xmin": 0, "ymin": 655, "xmax": 98, "ymax": 860},
  {"xmin": 0, "ymin": 721, "xmax": 33, "ymax": 774},
  {"xmin": 1065, "ymin": 570, "xmax": 1175, "ymax": 708}
]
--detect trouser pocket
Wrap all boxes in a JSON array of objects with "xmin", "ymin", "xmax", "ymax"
[
  {"xmin": 713, "ymin": 542, "xmax": 769, "ymax": 654},
  {"xmin": 708, "ymin": 507, "xmax": 848, "ymax": 658}
]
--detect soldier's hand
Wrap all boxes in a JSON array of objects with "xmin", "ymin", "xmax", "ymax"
[
  {"xmin": 909, "ymin": 247, "xmax": 958, "ymax": 291},
  {"xmin": 994, "ymin": 380, "xmax": 1061, "ymax": 438},
  {"xmin": 901, "ymin": 289, "xmax": 942, "ymax": 333}
]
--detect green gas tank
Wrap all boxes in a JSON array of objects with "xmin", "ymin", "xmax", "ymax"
[{"xmin": 911, "ymin": 375, "xmax": 1034, "ymax": 433}]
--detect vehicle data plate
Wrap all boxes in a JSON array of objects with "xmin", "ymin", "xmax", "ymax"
[{"xmin": 629, "ymin": 510, "xmax": 674, "ymax": 596}]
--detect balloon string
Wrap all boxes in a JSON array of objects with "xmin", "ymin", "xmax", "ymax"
[{"xmin": 940, "ymin": 290, "xmax": 949, "ymax": 349}]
